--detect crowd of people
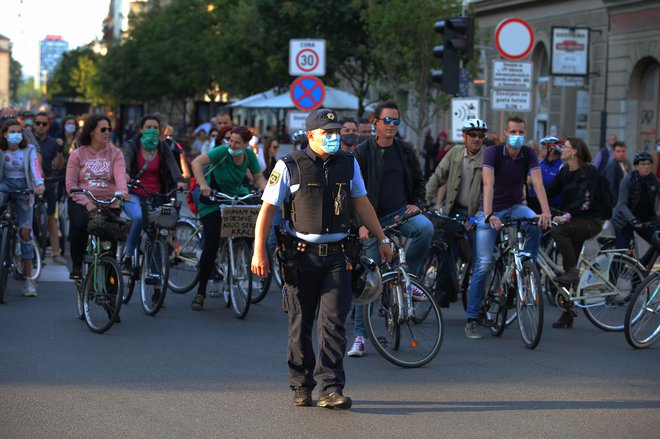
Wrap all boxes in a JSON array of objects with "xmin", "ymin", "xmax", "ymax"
[{"xmin": 1, "ymin": 103, "xmax": 658, "ymax": 411}]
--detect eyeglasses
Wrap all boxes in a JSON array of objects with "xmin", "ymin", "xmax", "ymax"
[
  {"xmin": 99, "ymin": 127, "xmax": 112, "ymax": 133},
  {"xmin": 637, "ymin": 162, "xmax": 652, "ymax": 166},
  {"xmin": 34, "ymin": 121, "xmax": 48, "ymax": 127},
  {"xmin": 466, "ymin": 132, "xmax": 486, "ymax": 139},
  {"xmin": 377, "ymin": 117, "xmax": 400, "ymax": 126}
]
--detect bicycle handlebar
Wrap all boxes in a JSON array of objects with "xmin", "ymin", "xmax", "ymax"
[
  {"xmin": 207, "ymin": 190, "xmax": 262, "ymax": 203},
  {"xmin": 128, "ymin": 179, "xmax": 184, "ymax": 199},
  {"xmin": 499, "ymin": 216, "xmax": 540, "ymax": 228},
  {"xmin": 69, "ymin": 188, "xmax": 124, "ymax": 207},
  {"xmin": 381, "ymin": 210, "xmax": 422, "ymax": 234}
]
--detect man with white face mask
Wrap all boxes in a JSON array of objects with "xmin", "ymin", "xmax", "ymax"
[
  {"xmin": 252, "ymin": 108, "xmax": 392, "ymax": 410},
  {"xmin": 463, "ymin": 116, "xmax": 552, "ymax": 340}
]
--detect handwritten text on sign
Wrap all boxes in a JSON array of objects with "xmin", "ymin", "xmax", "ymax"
[{"xmin": 220, "ymin": 206, "xmax": 260, "ymax": 238}]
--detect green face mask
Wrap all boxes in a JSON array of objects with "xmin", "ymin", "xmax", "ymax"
[{"xmin": 141, "ymin": 128, "xmax": 160, "ymax": 151}]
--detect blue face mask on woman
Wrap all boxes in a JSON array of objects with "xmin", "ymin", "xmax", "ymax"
[
  {"xmin": 228, "ymin": 146, "xmax": 244, "ymax": 157},
  {"xmin": 7, "ymin": 132, "xmax": 23, "ymax": 144},
  {"xmin": 320, "ymin": 133, "xmax": 340, "ymax": 155}
]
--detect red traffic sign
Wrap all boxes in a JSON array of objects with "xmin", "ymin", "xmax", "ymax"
[
  {"xmin": 290, "ymin": 76, "xmax": 325, "ymax": 111},
  {"xmin": 495, "ymin": 18, "xmax": 534, "ymax": 60}
]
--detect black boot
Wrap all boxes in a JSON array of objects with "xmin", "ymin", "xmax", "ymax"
[
  {"xmin": 553, "ymin": 267, "xmax": 579, "ymax": 287},
  {"xmin": 552, "ymin": 311, "xmax": 574, "ymax": 329}
]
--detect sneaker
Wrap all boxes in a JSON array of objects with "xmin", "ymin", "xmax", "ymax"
[
  {"xmin": 52, "ymin": 254, "xmax": 67, "ymax": 265},
  {"xmin": 22, "ymin": 279, "xmax": 37, "ymax": 297},
  {"xmin": 317, "ymin": 392, "xmax": 352, "ymax": 410},
  {"xmin": 70, "ymin": 267, "xmax": 83, "ymax": 280},
  {"xmin": 465, "ymin": 321, "xmax": 482, "ymax": 339},
  {"xmin": 293, "ymin": 387, "xmax": 312, "ymax": 407},
  {"xmin": 347, "ymin": 336, "xmax": 366, "ymax": 357},
  {"xmin": 191, "ymin": 293, "xmax": 205, "ymax": 311},
  {"xmin": 121, "ymin": 257, "xmax": 133, "ymax": 275},
  {"xmin": 410, "ymin": 284, "xmax": 428, "ymax": 301}
]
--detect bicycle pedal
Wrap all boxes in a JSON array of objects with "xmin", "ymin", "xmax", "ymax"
[
  {"xmin": 480, "ymin": 318, "xmax": 496, "ymax": 328},
  {"xmin": 208, "ymin": 290, "xmax": 222, "ymax": 298}
]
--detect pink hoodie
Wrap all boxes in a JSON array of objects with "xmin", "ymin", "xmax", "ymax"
[{"xmin": 66, "ymin": 144, "xmax": 128, "ymax": 206}]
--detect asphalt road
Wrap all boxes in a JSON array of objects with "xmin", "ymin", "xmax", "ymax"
[{"xmin": 1, "ymin": 263, "xmax": 659, "ymax": 439}]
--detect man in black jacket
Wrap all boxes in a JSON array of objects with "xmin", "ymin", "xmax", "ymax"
[{"xmin": 347, "ymin": 100, "xmax": 434, "ymax": 358}]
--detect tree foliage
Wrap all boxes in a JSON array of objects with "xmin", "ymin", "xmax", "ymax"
[
  {"xmin": 9, "ymin": 57, "xmax": 22, "ymax": 102},
  {"xmin": 47, "ymin": 48, "xmax": 104, "ymax": 104}
]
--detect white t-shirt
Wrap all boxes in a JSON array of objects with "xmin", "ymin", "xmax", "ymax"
[{"xmin": 4, "ymin": 149, "xmax": 26, "ymax": 179}]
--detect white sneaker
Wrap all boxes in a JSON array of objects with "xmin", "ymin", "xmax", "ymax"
[
  {"xmin": 22, "ymin": 279, "xmax": 37, "ymax": 297},
  {"xmin": 347, "ymin": 336, "xmax": 366, "ymax": 357},
  {"xmin": 52, "ymin": 254, "xmax": 67, "ymax": 265}
]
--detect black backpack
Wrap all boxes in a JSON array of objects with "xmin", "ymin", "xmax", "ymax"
[{"xmin": 594, "ymin": 174, "xmax": 614, "ymax": 220}]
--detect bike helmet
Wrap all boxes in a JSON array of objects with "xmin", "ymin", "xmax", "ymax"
[
  {"xmin": 351, "ymin": 257, "xmax": 382, "ymax": 304},
  {"xmin": 462, "ymin": 118, "xmax": 487, "ymax": 133},
  {"xmin": 292, "ymin": 130, "xmax": 306, "ymax": 143},
  {"xmin": 540, "ymin": 136, "xmax": 564, "ymax": 152},
  {"xmin": 633, "ymin": 150, "xmax": 653, "ymax": 166}
]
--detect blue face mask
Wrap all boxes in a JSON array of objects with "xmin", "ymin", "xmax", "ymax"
[
  {"xmin": 656, "ymin": 144, "xmax": 660, "ymax": 153},
  {"xmin": 320, "ymin": 133, "xmax": 340, "ymax": 155},
  {"xmin": 7, "ymin": 132, "xmax": 23, "ymax": 144},
  {"xmin": 227, "ymin": 146, "xmax": 244, "ymax": 157},
  {"xmin": 508, "ymin": 134, "xmax": 524, "ymax": 149}
]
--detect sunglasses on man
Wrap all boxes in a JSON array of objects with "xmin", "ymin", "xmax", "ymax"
[{"xmin": 377, "ymin": 116, "xmax": 400, "ymax": 126}]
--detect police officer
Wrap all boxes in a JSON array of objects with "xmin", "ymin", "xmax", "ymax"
[{"xmin": 252, "ymin": 109, "xmax": 393, "ymax": 410}]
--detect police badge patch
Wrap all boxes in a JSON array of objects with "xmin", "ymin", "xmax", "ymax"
[{"xmin": 268, "ymin": 171, "xmax": 280, "ymax": 186}]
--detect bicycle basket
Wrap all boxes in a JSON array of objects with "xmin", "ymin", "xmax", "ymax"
[
  {"xmin": 147, "ymin": 204, "xmax": 179, "ymax": 229},
  {"xmin": 87, "ymin": 214, "xmax": 132, "ymax": 241}
]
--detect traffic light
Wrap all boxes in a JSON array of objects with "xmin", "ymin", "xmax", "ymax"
[{"xmin": 431, "ymin": 16, "xmax": 474, "ymax": 95}]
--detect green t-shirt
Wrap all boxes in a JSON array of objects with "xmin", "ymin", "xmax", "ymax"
[{"xmin": 197, "ymin": 145, "xmax": 261, "ymax": 218}]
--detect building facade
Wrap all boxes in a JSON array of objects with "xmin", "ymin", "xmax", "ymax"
[
  {"xmin": 473, "ymin": 0, "xmax": 660, "ymax": 155},
  {"xmin": 39, "ymin": 35, "xmax": 69, "ymax": 89},
  {"xmin": 0, "ymin": 35, "xmax": 10, "ymax": 107}
]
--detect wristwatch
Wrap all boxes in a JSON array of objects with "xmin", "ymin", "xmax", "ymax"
[{"xmin": 379, "ymin": 238, "xmax": 391, "ymax": 246}]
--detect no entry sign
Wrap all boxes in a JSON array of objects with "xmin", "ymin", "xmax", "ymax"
[
  {"xmin": 290, "ymin": 76, "xmax": 325, "ymax": 111},
  {"xmin": 289, "ymin": 39, "xmax": 326, "ymax": 76},
  {"xmin": 495, "ymin": 18, "xmax": 534, "ymax": 60}
]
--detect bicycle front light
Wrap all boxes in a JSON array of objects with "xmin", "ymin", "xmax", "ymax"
[
  {"xmin": 101, "ymin": 241, "xmax": 113, "ymax": 251},
  {"xmin": 160, "ymin": 228, "xmax": 169, "ymax": 237}
]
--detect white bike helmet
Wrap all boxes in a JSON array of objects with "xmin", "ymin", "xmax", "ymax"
[
  {"xmin": 462, "ymin": 118, "xmax": 488, "ymax": 132},
  {"xmin": 352, "ymin": 257, "xmax": 382, "ymax": 304}
]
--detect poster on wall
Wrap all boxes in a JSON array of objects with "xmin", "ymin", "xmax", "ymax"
[{"xmin": 551, "ymin": 27, "xmax": 590, "ymax": 76}]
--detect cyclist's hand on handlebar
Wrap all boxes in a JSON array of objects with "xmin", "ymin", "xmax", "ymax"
[
  {"xmin": 199, "ymin": 183, "xmax": 211, "ymax": 197},
  {"xmin": 176, "ymin": 181, "xmax": 187, "ymax": 191},
  {"xmin": 358, "ymin": 225, "xmax": 369, "ymax": 241},
  {"xmin": 379, "ymin": 243, "xmax": 394, "ymax": 264},
  {"xmin": 405, "ymin": 204, "xmax": 421, "ymax": 215},
  {"xmin": 489, "ymin": 215, "xmax": 502, "ymax": 231},
  {"xmin": 85, "ymin": 202, "xmax": 96, "ymax": 212},
  {"xmin": 538, "ymin": 211, "xmax": 552, "ymax": 230},
  {"xmin": 34, "ymin": 184, "xmax": 45, "ymax": 196}
]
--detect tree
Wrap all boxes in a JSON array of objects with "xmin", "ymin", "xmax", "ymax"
[
  {"xmin": 48, "ymin": 48, "xmax": 105, "ymax": 105},
  {"xmin": 9, "ymin": 57, "xmax": 22, "ymax": 102},
  {"xmin": 365, "ymin": 0, "xmax": 461, "ymax": 146}
]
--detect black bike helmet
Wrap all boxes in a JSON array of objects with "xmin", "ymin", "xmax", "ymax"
[
  {"xmin": 634, "ymin": 150, "xmax": 653, "ymax": 166},
  {"xmin": 351, "ymin": 257, "xmax": 382, "ymax": 304}
]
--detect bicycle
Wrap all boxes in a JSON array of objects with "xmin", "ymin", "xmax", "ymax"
[
  {"xmin": 536, "ymin": 226, "xmax": 646, "ymax": 332},
  {"xmin": 482, "ymin": 217, "xmax": 543, "ymax": 349},
  {"xmin": 364, "ymin": 211, "xmax": 444, "ymax": 368},
  {"xmin": 251, "ymin": 232, "xmax": 283, "ymax": 304},
  {"xmin": 420, "ymin": 209, "xmax": 473, "ymax": 309},
  {"xmin": 208, "ymin": 190, "xmax": 261, "ymax": 319},
  {"xmin": 70, "ymin": 189, "xmax": 129, "ymax": 334},
  {"xmin": 32, "ymin": 193, "xmax": 48, "ymax": 260},
  {"xmin": 121, "ymin": 181, "xmax": 181, "ymax": 316},
  {"xmin": 624, "ymin": 269, "xmax": 660, "ymax": 349},
  {"xmin": 168, "ymin": 215, "xmax": 203, "ymax": 294},
  {"xmin": 1, "ymin": 189, "xmax": 42, "ymax": 303}
]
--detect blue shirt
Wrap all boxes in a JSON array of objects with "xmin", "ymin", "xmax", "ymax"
[{"xmin": 262, "ymin": 156, "xmax": 366, "ymax": 243}]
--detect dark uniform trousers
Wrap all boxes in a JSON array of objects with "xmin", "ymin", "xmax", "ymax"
[{"xmin": 285, "ymin": 251, "xmax": 352, "ymax": 395}]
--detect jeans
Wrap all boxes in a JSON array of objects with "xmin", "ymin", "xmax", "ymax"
[
  {"xmin": 353, "ymin": 207, "xmax": 434, "ymax": 337},
  {"xmin": 465, "ymin": 205, "xmax": 540, "ymax": 320},
  {"xmin": 0, "ymin": 177, "xmax": 34, "ymax": 259},
  {"xmin": 124, "ymin": 193, "xmax": 147, "ymax": 256}
]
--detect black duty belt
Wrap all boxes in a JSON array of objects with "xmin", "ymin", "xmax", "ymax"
[{"xmin": 294, "ymin": 239, "xmax": 345, "ymax": 256}]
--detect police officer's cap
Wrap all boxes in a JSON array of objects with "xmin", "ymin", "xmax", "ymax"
[{"xmin": 306, "ymin": 109, "xmax": 344, "ymax": 132}]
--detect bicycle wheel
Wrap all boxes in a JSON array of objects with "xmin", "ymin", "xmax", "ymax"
[
  {"xmin": 251, "ymin": 249, "xmax": 272, "ymax": 304},
  {"xmin": 229, "ymin": 239, "xmax": 252, "ymax": 319},
  {"xmin": 582, "ymin": 253, "xmax": 645, "ymax": 332},
  {"xmin": 58, "ymin": 197, "xmax": 69, "ymax": 254},
  {"xmin": 121, "ymin": 244, "xmax": 139, "ymax": 304},
  {"xmin": 366, "ymin": 274, "xmax": 443, "ymax": 368},
  {"xmin": 484, "ymin": 260, "xmax": 508, "ymax": 337},
  {"xmin": 540, "ymin": 238, "xmax": 560, "ymax": 307},
  {"xmin": 168, "ymin": 221, "xmax": 201, "ymax": 293},
  {"xmin": 13, "ymin": 239, "xmax": 42, "ymax": 281},
  {"xmin": 83, "ymin": 255, "xmax": 123, "ymax": 334},
  {"xmin": 33, "ymin": 201, "xmax": 48, "ymax": 260},
  {"xmin": 516, "ymin": 259, "xmax": 543, "ymax": 349},
  {"xmin": 459, "ymin": 260, "xmax": 471, "ymax": 311},
  {"xmin": 624, "ymin": 272, "xmax": 660, "ymax": 349},
  {"xmin": 416, "ymin": 251, "xmax": 442, "ymax": 323},
  {"xmin": 0, "ymin": 227, "xmax": 10, "ymax": 304},
  {"xmin": 140, "ymin": 238, "xmax": 169, "ymax": 316}
]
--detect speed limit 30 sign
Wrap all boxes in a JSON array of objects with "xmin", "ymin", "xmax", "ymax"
[{"xmin": 289, "ymin": 39, "xmax": 326, "ymax": 76}]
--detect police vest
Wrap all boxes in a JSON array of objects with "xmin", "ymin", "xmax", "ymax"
[{"xmin": 282, "ymin": 150, "xmax": 354, "ymax": 235}]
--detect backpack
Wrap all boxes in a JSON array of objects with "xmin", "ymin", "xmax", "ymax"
[{"xmin": 594, "ymin": 174, "xmax": 614, "ymax": 220}]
